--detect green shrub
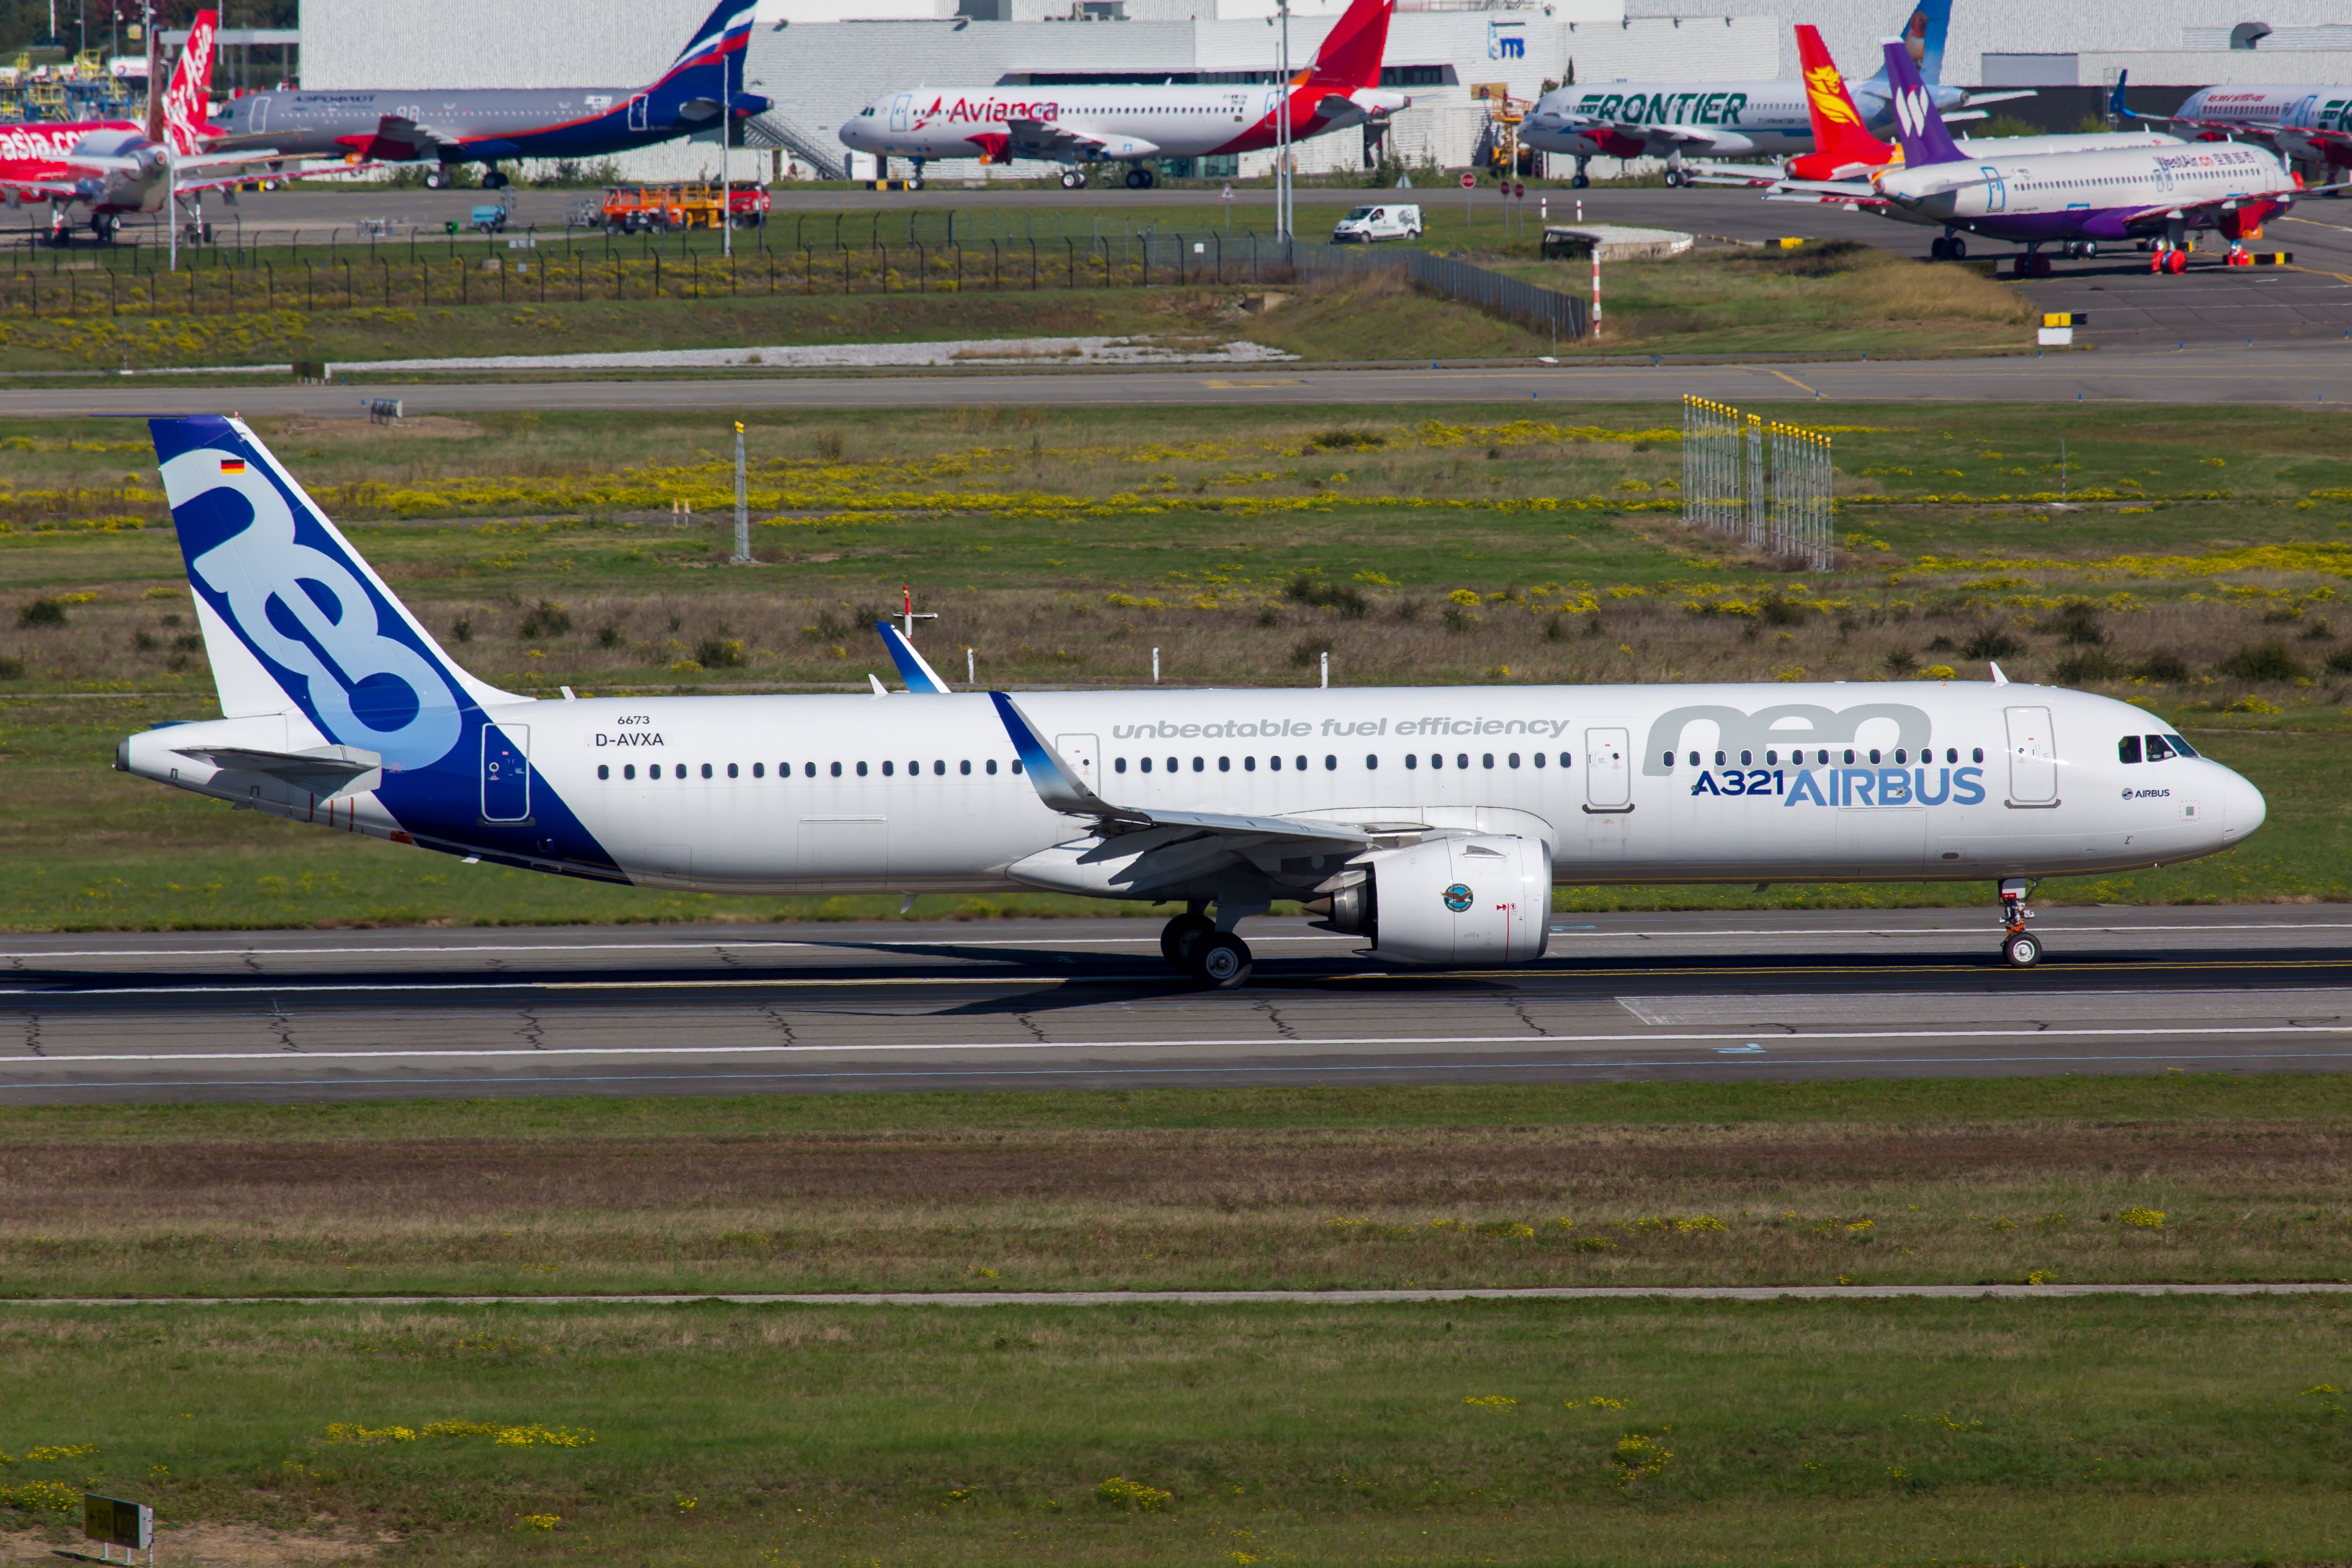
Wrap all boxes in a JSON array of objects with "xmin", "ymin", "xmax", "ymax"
[
  {"xmin": 2218, "ymin": 641, "xmax": 2304, "ymax": 682},
  {"xmin": 17, "ymin": 597, "xmax": 68, "ymax": 628}
]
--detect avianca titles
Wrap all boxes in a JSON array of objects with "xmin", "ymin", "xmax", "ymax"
[
  {"xmin": 120, "ymin": 415, "xmax": 2264, "ymax": 988},
  {"xmin": 838, "ymin": 0, "xmax": 1404, "ymax": 188}
]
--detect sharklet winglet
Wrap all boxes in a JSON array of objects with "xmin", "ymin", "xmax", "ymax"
[{"xmin": 874, "ymin": 623, "xmax": 951, "ymax": 694}]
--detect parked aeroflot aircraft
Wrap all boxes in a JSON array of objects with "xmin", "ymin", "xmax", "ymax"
[
  {"xmin": 123, "ymin": 416, "xmax": 2265, "ymax": 987},
  {"xmin": 200, "ymin": 0, "xmax": 766, "ymax": 189},
  {"xmin": 836, "ymin": 0, "xmax": 1406, "ymax": 188}
]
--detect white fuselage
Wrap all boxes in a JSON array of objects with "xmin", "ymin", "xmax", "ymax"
[
  {"xmin": 122, "ymin": 680, "xmax": 2263, "ymax": 896},
  {"xmin": 1881, "ymin": 139, "xmax": 2292, "ymax": 227},
  {"xmin": 838, "ymin": 83, "xmax": 1400, "ymax": 166}
]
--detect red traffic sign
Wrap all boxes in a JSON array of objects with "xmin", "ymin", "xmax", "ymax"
[
  {"xmin": 1459, "ymin": 172, "xmax": 1476, "ymax": 189},
  {"xmin": 1219, "ymin": 185, "xmax": 1234, "ymax": 201},
  {"xmin": 1512, "ymin": 181, "xmax": 1525, "ymax": 198}
]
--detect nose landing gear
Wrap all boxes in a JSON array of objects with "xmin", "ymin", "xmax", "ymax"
[{"xmin": 1998, "ymin": 878, "xmax": 2042, "ymax": 967}]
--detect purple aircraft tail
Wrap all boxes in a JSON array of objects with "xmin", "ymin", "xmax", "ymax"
[{"xmin": 1880, "ymin": 36, "xmax": 1965, "ymax": 167}]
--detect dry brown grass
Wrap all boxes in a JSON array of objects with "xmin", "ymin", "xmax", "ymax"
[{"xmin": 5, "ymin": 1120, "xmax": 2346, "ymax": 1294}]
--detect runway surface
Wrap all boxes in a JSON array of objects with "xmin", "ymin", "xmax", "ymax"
[
  {"xmin": 6, "ymin": 905, "xmax": 2351, "ymax": 1104},
  {"xmin": 10, "ymin": 337, "xmax": 2352, "ymax": 415}
]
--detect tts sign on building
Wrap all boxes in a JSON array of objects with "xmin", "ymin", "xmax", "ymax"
[{"xmin": 1487, "ymin": 20, "xmax": 1526, "ymax": 59}]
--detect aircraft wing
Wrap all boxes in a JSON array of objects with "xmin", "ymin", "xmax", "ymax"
[
  {"xmin": 988, "ymin": 691, "xmax": 1375, "ymax": 848},
  {"xmin": 2114, "ymin": 179, "xmax": 2352, "ymax": 231},
  {"xmin": 1003, "ymin": 118, "xmax": 1159, "ymax": 160},
  {"xmin": 335, "ymin": 113, "xmax": 464, "ymax": 162},
  {"xmin": 168, "ymin": 742, "xmax": 383, "ymax": 789},
  {"xmin": 1614, "ymin": 123, "xmax": 1747, "ymax": 156},
  {"xmin": 0, "ymin": 175, "xmax": 91, "ymax": 199}
]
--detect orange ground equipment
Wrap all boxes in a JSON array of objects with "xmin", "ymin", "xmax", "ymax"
[{"xmin": 598, "ymin": 183, "xmax": 771, "ymax": 234}]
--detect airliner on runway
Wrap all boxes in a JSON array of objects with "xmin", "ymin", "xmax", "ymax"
[{"xmin": 120, "ymin": 416, "xmax": 2265, "ymax": 987}]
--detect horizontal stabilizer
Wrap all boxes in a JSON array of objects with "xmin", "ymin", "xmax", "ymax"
[{"xmin": 172, "ymin": 741, "xmax": 383, "ymax": 787}]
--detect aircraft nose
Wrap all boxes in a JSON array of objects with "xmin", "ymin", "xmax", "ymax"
[{"xmin": 2219, "ymin": 765, "xmax": 2266, "ymax": 842}]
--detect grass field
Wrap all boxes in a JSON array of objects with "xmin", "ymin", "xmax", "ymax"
[
  {"xmin": 3, "ymin": 1076, "xmax": 2347, "ymax": 1298},
  {"xmin": 0, "ymin": 228, "xmax": 2029, "ymax": 371},
  {"xmin": 4, "ymin": 1289, "xmax": 2352, "ymax": 1565},
  {"xmin": 6, "ymin": 1078, "xmax": 2352, "ymax": 1565},
  {"xmin": 0, "ymin": 398, "xmax": 2349, "ymax": 925}
]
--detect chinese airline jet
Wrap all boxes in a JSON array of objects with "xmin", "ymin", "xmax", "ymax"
[
  {"xmin": 1771, "ymin": 39, "xmax": 2331, "ymax": 274},
  {"xmin": 2120, "ymin": 72, "xmax": 2352, "ymax": 178},
  {"xmin": 837, "ymin": 0, "xmax": 1406, "ymax": 188},
  {"xmin": 1701, "ymin": 24, "xmax": 2177, "ymax": 259},
  {"xmin": 1518, "ymin": 0, "xmax": 2027, "ymax": 186},
  {"xmin": 200, "ymin": 0, "xmax": 766, "ymax": 190},
  {"xmin": 118, "ymin": 416, "xmax": 2265, "ymax": 988}
]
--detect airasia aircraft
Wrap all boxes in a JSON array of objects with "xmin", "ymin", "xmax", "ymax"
[
  {"xmin": 0, "ymin": 13, "xmax": 290, "ymax": 245},
  {"xmin": 118, "ymin": 415, "xmax": 2268, "ymax": 988},
  {"xmin": 837, "ymin": 0, "xmax": 1406, "ymax": 188}
]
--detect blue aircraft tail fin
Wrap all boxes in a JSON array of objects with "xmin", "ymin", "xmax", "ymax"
[
  {"xmin": 874, "ymin": 623, "xmax": 951, "ymax": 693},
  {"xmin": 1880, "ymin": 36, "xmax": 1966, "ymax": 167},
  {"xmin": 2109, "ymin": 68, "xmax": 2137, "ymax": 120},
  {"xmin": 656, "ymin": 0, "xmax": 754, "ymax": 97},
  {"xmin": 148, "ymin": 415, "xmax": 521, "ymax": 772},
  {"xmin": 1854, "ymin": 0, "xmax": 1949, "ymax": 86}
]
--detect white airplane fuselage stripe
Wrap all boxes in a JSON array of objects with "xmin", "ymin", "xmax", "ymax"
[{"xmin": 120, "ymin": 680, "xmax": 2260, "ymax": 896}]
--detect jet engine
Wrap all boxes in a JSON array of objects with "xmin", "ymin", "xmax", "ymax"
[{"xmin": 1312, "ymin": 834, "xmax": 1551, "ymax": 965}]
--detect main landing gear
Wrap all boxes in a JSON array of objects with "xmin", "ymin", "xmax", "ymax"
[
  {"xmin": 1123, "ymin": 165, "xmax": 1158, "ymax": 189},
  {"xmin": 1159, "ymin": 906, "xmax": 1253, "ymax": 989},
  {"xmin": 1998, "ymin": 877, "xmax": 2041, "ymax": 968},
  {"xmin": 1930, "ymin": 233, "xmax": 1969, "ymax": 261},
  {"xmin": 2148, "ymin": 242, "xmax": 2190, "ymax": 274},
  {"xmin": 2010, "ymin": 247, "xmax": 2053, "ymax": 278},
  {"xmin": 1571, "ymin": 156, "xmax": 1590, "ymax": 189},
  {"xmin": 1058, "ymin": 168, "xmax": 1091, "ymax": 189}
]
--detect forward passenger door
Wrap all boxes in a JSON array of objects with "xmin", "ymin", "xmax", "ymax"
[{"xmin": 2005, "ymin": 706, "xmax": 2058, "ymax": 804}]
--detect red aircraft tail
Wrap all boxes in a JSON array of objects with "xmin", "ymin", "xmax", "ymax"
[
  {"xmin": 160, "ymin": 11, "xmax": 223, "ymax": 156},
  {"xmin": 1789, "ymin": 23, "xmax": 1893, "ymax": 178},
  {"xmin": 1307, "ymin": 0, "xmax": 1393, "ymax": 89}
]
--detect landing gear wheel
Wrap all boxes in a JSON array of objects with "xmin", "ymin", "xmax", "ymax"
[
  {"xmin": 424, "ymin": 169, "xmax": 445, "ymax": 189},
  {"xmin": 1140, "ymin": 166, "xmax": 1156, "ymax": 188},
  {"xmin": 1930, "ymin": 236, "xmax": 1952, "ymax": 260},
  {"xmin": 1949, "ymin": 236, "xmax": 1966, "ymax": 260},
  {"xmin": 1059, "ymin": 170, "xmax": 1079, "ymax": 188},
  {"xmin": 1571, "ymin": 172, "xmax": 1590, "ymax": 189},
  {"xmin": 482, "ymin": 170, "xmax": 508, "ymax": 190},
  {"xmin": 1662, "ymin": 168, "xmax": 1684, "ymax": 188},
  {"xmin": 1124, "ymin": 167, "xmax": 1145, "ymax": 188},
  {"xmin": 1159, "ymin": 912, "xmax": 1215, "ymax": 974},
  {"xmin": 1190, "ymin": 932, "xmax": 1254, "ymax": 989},
  {"xmin": 2002, "ymin": 931, "xmax": 2043, "ymax": 969}
]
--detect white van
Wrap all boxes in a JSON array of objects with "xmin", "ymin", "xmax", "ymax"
[{"xmin": 1331, "ymin": 204, "xmax": 1423, "ymax": 244}]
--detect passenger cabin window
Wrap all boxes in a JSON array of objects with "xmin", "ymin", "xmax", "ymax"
[
  {"xmin": 2119, "ymin": 735, "xmax": 2144, "ymax": 764},
  {"xmin": 986, "ymin": 759, "xmax": 998, "ymax": 774},
  {"xmin": 1972, "ymin": 748, "xmax": 1985, "ymax": 763},
  {"xmin": 1116, "ymin": 758, "xmax": 1128, "ymax": 773},
  {"xmin": 598, "ymin": 764, "xmax": 609, "ymax": 780}
]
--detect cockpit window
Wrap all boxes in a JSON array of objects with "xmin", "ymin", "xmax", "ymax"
[
  {"xmin": 2166, "ymin": 733, "xmax": 2196, "ymax": 758},
  {"xmin": 2118, "ymin": 735, "xmax": 2142, "ymax": 764},
  {"xmin": 2144, "ymin": 733, "xmax": 2174, "ymax": 762}
]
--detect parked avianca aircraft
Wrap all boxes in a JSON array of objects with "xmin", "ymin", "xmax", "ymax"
[
  {"xmin": 1517, "ymin": 0, "xmax": 2026, "ymax": 188},
  {"xmin": 200, "ymin": 0, "xmax": 766, "ymax": 191},
  {"xmin": 1771, "ymin": 39, "xmax": 2334, "ymax": 275},
  {"xmin": 123, "ymin": 416, "xmax": 2265, "ymax": 987},
  {"xmin": 836, "ymin": 0, "xmax": 1405, "ymax": 189},
  {"xmin": 0, "ymin": 12, "xmax": 278, "ymax": 245},
  {"xmin": 1700, "ymin": 24, "xmax": 2179, "ymax": 247}
]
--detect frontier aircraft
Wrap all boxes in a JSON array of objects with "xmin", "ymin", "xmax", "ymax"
[
  {"xmin": 1517, "ymin": 0, "xmax": 2027, "ymax": 187},
  {"xmin": 119, "ymin": 416, "xmax": 2265, "ymax": 987},
  {"xmin": 836, "ymin": 0, "xmax": 1406, "ymax": 189}
]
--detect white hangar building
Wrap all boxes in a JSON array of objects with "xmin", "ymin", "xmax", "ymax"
[{"xmin": 296, "ymin": 0, "xmax": 2341, "ymax": 182}]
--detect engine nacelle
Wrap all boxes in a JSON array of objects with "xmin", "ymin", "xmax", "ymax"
[{"xmin": 1315, "ymin": 834, "xmax": 1551, "ymax": 965}]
